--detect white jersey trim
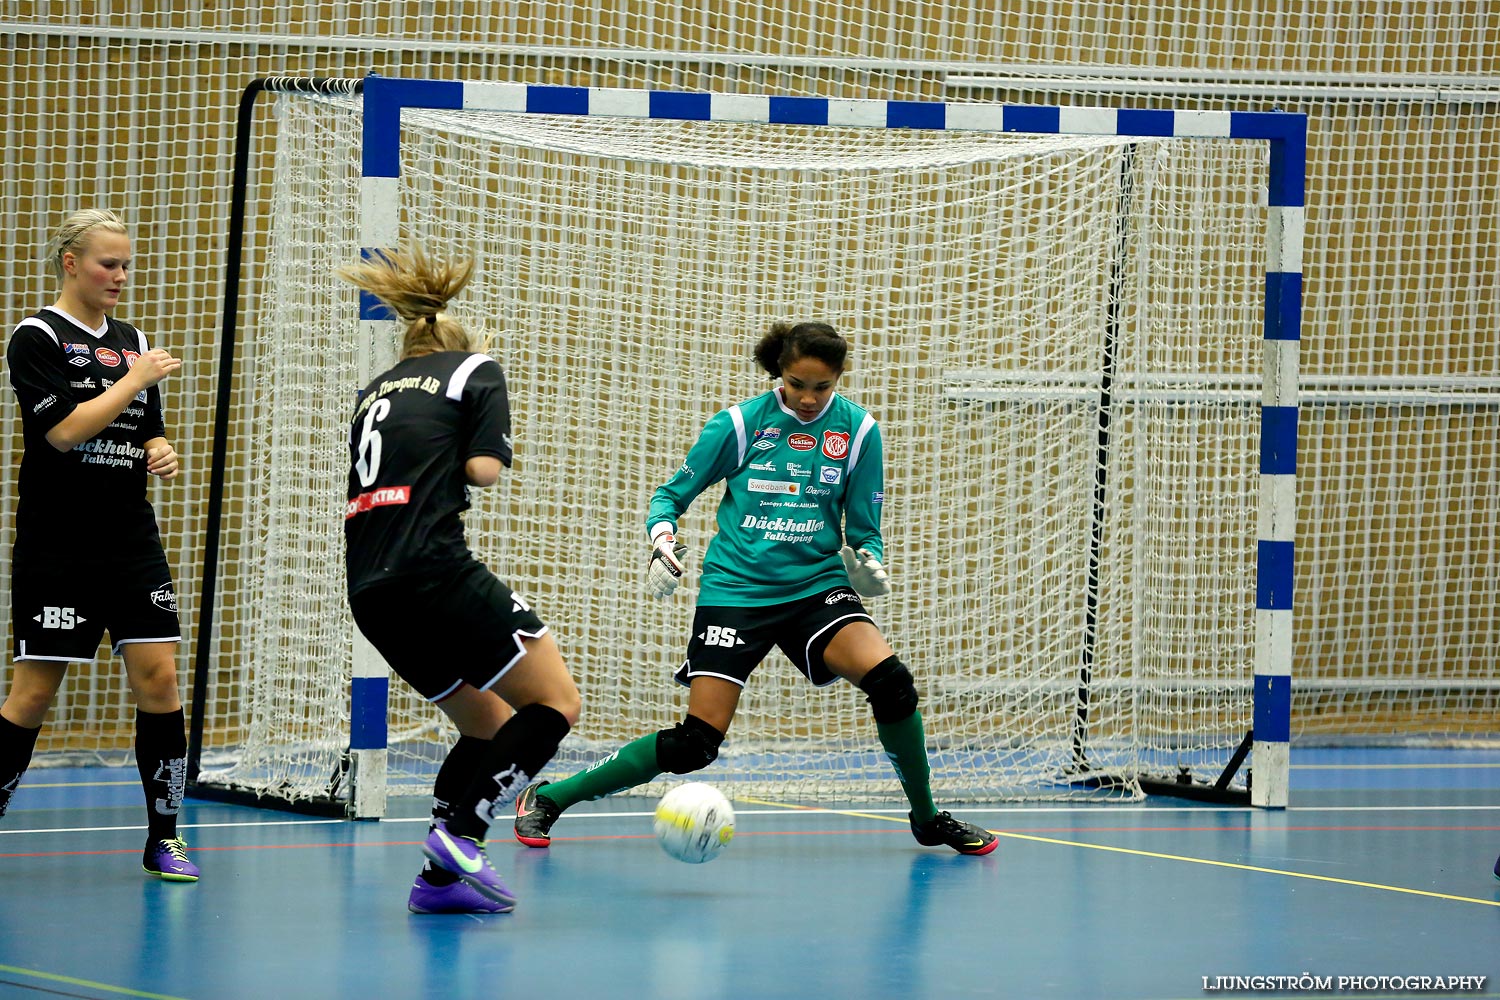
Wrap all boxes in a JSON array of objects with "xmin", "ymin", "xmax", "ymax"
[
  {"xmin": 18, "ymin": 310, "xmax": 149, "ymax": 350},
  {"xmin": 728, "ymin": 404, "xmax": 748, "ymax": 465},
  {"xmin": 445, "ymin": 352, "xmax": 495, "ymax": 401},
  {"xmin": 772, "ymin": 386, "xmax": 832, "ymax": 424},
  {"xmin": 14, "ymin": 316, "xmax": 60, "ymax": 346},
  {"xmin": 848, "ymin": 414, "xmax": 876, "ymax": 474},
  {"xmin": 40, "ymin": 305, "xmax": 110, "ymax": 339}
]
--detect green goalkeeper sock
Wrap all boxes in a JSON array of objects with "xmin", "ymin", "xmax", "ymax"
[
  {"xmin": 540, "ymin": 733, "xmax": 662, "ymax": 811},
  {"xmin": 877, "ymin": 711, "xmax": 937, "ymax": 824}
]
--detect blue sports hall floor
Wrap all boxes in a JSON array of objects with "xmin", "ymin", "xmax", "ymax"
[{"xmin": 1, "ymin": 747, "xmax": 1496, "ymax": 1000}]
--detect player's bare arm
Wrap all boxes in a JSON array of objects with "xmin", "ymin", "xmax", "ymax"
[
  {"xmin": 44, "ymin": 347, "xmax": 181, "ymax": 451},
  {"xmin": 465, "ymin": 454, "xmax": 502, "ymax": 486}
]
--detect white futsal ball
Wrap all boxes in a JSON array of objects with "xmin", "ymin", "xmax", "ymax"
[{"xmin": 653, "ymin": 782, "xmax": 735, "ymax": 864}]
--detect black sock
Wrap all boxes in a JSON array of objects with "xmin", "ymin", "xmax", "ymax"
[
  {"xmin": 422, "ymin": 735, "xmax": 489, "ymax": 885},
  {"xmin": 0, "ymin": 714, "xmax": 43, "ymax": 820},
  {"xmin": 447, "ymin": 704, "xmax": 572, "ymax": 842},
  {"xmin": 135, "ymin": 708, "xmax": 187, "ymax": 841},
  {"xmin": 432, "ymin": 734, "xmax": 490, "ymax": 827}
]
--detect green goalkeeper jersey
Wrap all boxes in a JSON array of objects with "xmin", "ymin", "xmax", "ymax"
[{"xmin": 647, "ymin": 388, "xmax": 885, "ymax": 606}]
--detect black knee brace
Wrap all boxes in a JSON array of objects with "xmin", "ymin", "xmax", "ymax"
[
  {"xmin": 655, "ymin": 713, "xmax": 725, "ymax": 774},
  {"xmin": 859, "ymin": 655, "xmax": 919, "ymax": 723}
]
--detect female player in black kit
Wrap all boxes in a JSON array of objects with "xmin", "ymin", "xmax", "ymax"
[
  {"xmin": 0, "ymin": 209, "xmax": 198, "ymax": 881},
  {"xmin": 338, "ymin": 247, "xmax": 581, "ymax": 914}
]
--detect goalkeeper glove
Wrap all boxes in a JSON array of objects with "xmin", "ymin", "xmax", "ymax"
[
  {"xmin": 840, "ymin": 545, "xmax": 891, "ymax": 598},
  {"xmin": 647, "ymin": 530, "xmax": 689, "ymax": 599}
]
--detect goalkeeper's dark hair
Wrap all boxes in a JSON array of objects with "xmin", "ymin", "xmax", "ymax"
[
  {"xmin": 336, "ymin": 246, "xmax": 483, "ymax": 358},
  {"xmin": 45, "ymin": 209, "xmax": 128, "ymax": 280},
  {"xmin": 754, "ymin": 321, "xmax": 848, "ymax": 378}
]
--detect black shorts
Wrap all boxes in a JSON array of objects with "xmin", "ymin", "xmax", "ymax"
[
  {"xmin": 348, "ymin": 559, "xmax": 548, "ymax": 702},
  {"xmin": 674, "ymin": 586, "xmax": 874, "ymax": 689},
  {"xmin": 11, "ymin": 555, "xmax": 180, "ymax": 661}
]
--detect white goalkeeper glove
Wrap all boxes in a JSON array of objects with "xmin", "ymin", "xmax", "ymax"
[
  {"xmin": 840, "ymin": 545, "xmax": 891, "ymax": 598},
  {"xmin": 647, "ymin": 527, "xmax": 689, "ymax": 599}
]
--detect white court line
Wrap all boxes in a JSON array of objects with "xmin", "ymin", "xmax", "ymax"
[
  {"xmin": 4, "ymin": 801, "xmax": 1499, "ymax": 836},
  {"xmin": 0, "ymin": 818, "xmax": 347, "ymax": 836}
]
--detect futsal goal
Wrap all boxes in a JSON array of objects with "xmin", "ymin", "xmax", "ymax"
[{"xmin": 187, "ymin": 76, "xmax": 1304, "ymax": 817}]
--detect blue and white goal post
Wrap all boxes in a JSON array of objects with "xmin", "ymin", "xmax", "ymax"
[{"xmin": 348, "ymin": 75, "xmax": 1305, "ymax": 816}]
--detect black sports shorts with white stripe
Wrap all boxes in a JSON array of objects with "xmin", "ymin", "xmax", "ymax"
[
  {"xmin": 673, "ymin": 586, "xmax": 873, "ymax": 689},
  {"xmin": 349, "ymin": 559, "xmax": 547, "ymax": 702}
]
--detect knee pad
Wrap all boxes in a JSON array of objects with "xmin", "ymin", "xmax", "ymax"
[
  {"xmin": 858, "ymin": 656, "xmax": 919, "ymax": 723},
  {"xmin": 655, "ymin": 714, "xmax": 724, "ymax": 774}
]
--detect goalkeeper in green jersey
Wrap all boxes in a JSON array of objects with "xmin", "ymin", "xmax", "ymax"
[{"xmin": 514, "ymin": 321, "xmax": 996, "ymax": 856}]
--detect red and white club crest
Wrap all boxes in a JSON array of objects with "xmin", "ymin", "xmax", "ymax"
[
  {"xmin": 94, "ymin": 347, "xmax": 121, "ymax": 367},
  {"xmin": 123, "ymin": 350, "xmax": 140, "ymax": 368},
  {"xmin": 822, "ymin": 431, "xmax": 849, "ymax": 460}
]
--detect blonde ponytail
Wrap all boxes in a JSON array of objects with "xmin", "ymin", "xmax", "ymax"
[{"xmin": 336, "ymin": 247, "xmax": 478, "ymax": 358}]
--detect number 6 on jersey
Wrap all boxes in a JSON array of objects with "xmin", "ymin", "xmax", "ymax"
[{"xmin": 355, "ymin": 398, "xmax": 391, "ymax": 486}]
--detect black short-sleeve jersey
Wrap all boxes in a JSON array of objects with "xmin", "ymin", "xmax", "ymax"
[
  {"xmin": 343, "ymin": 350, "xmax": 513, "ymax": 594},
  {"xmin": 6, "ymin": 307, "xmax": 167, "ymax": 565}
]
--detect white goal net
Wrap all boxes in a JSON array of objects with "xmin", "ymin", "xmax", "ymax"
[{"xmin": 189, "ymin": 87, "xmax": 1271, "ymax": 807}]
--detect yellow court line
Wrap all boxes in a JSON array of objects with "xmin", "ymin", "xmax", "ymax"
[
  {"xmin": 738, "ymin": 797, "xmax": 1500, "ymax": 909},
  {"xmin": 0, "ymin": 963, "xmax": 189, "ymax": 1000}
]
